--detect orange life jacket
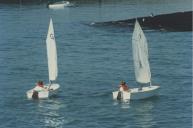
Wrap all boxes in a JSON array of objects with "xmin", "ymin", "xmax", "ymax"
[{"xmin": 37, "ymin": 83, "xmax": 44, "ymax": 88}]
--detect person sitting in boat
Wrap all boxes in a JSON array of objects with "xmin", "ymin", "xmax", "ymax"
[
  {"xmin": 119, "ymin": 80, "xmax": 129, "ymax": 92},
  {"xmin": 37, "ymin": 80, "xmax": 44, "ymax": 87},
  {"xmin": 34, "ymin": 80, "xmax": 46, "ymax": 91}
]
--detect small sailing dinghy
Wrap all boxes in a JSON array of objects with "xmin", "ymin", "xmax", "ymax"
[
  {"xmin": 26, "ymin": 19, "xmax": 60, "ymax": 99},
  {"xmin": 48, "ymin": 1, "xmax": 73, "ymax": 9},
  {"xmin": 112, "ymin": 20, "xmax": 160, "ymax": 101}
]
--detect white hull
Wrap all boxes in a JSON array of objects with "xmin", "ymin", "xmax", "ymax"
[
  {"xmin": 48, "ymin": 1, "xmax": 72, "ymax": 9},
  {"xmin": 26, "ymin": 84, "xmax": 60, "ymax": 99},
  {"xmin": 112, "ymin": 85, "xmax": 160, "ymax": 101},
  {"xmin": 49, "ymin": 4, "xmax": 65, "ymax": 9}
]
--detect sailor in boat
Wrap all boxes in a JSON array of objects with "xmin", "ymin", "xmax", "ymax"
[
  {"xmin": 33, "ymin": 80, "xmax": 46, "ymax": 91},
  {"xmin": 117, "ymin": 80, "xmax": 130, "ymax": 100},
  {"xmin": 32, "ymin": 80, "xmax": 48, "ymax": 99},
  {"xmin": 119, "ymin": 80, "xmax": 130, "ymax": 92}
]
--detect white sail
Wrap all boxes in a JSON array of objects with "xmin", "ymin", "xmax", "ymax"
[
  {"xmin": 132, "ymin": 20, "xmax": 151, "ymax": 83},
  {"xmin": 46, "ymin": 18, "xmax": 58, "ymax": 81}
]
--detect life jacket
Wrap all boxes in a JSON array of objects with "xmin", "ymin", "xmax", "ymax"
[
  {"xmin": 120, "ymin": 84, "xmax": 128, "ymax": 91},
  {"xmin": 34, "ymin": 83, "xmax": 45, "ymax": 92},
  {"xmin": 37, "ymin": 83, "xmax": 44, "ymax": 88}
]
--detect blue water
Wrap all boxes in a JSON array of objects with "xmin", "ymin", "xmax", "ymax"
[{"xmin": 0, "ymin": 0, "xmax": 192, "ymax": 128}]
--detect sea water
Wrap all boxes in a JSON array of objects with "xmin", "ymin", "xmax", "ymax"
[{"xmin": 0, "ymin": 0, "xmax": 192, "ymax": 127}]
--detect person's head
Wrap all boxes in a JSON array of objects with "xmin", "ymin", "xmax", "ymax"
[
  {"xmin": 38, "ymin": 80, "xmax": 43, "ymax": 85},
  {"xmin": 120, "ymin": 80, "xmax": 126, "ymax": 85}
]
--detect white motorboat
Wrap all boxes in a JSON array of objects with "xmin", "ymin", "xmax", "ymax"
[
  {"xmin": 26, "ymin": 18, "xmax": 60, "ymax": 99},
  {"xmin": 48, "ymin": 1, "xmax": 73, "ymax": 9},
  {"xmin": 112, "ymin": 20, "xmax": 160, "ymax": 101}
]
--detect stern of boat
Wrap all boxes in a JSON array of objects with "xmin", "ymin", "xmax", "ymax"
[
  {"xmin": 26, "ymin": 89, "xmax": 49, "ymax": 99},
  {"xmin": 112, "ymin": 91, "xmax": 131, "ymax": 101},
  {"xmin": 112, "ymin": 91, "xmax": 119, "ymax": 100}
]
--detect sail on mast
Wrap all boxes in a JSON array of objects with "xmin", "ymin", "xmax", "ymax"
[
  {"xmin": 132, "ymin": 20, "xmax": 151, "ymax": 84},
  {"xmin": 46, "ymin": 18, "xmax": 58, "ymax": 81}
]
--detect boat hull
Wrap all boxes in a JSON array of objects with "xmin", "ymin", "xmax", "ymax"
[
  {"xmin": 26, "ymin": 83, "xmax": 60, "ymax": 99},
  {"xmin": 48, "ymin": 1, "xmax": 72, "ymax": 9},
  {"xmin": 112, "ymin": 85, "xmax": 160, "ymax": 100},
  {"xmin": 48, "ymin": 4, "xmax": 65, "ymax": 9}
]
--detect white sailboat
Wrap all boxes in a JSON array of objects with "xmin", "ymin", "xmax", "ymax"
[
  {"xmin": 112, "ymin": 20, "xmax": 160, "ymax": 101},
  {"xmin": 26, "ymin": 18, "xmax": 60, "ymax": 99}
]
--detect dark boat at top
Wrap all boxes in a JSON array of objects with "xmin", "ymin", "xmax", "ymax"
[{"xmin": 93, "ymin": 11, "xmax": 192, "ymax": 31}]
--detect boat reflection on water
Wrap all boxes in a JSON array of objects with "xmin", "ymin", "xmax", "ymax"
[
  {"xmin": 121, "ymin": 101, "xmax": 130, "ymax": 109},
  {"xmin": 113, "ymin": 97, "xmax": 158, "ymax": 127},
  {"xmin": 132, "ymin": 100, "xmax": 157, "ymax": 128},
  {"xmin": 113, "ymin": 99, "xmax": 131, "ymax": 109},
  {"xmin": 37, "ymin": 99, "xmax": 67, "ymax": 128}
]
